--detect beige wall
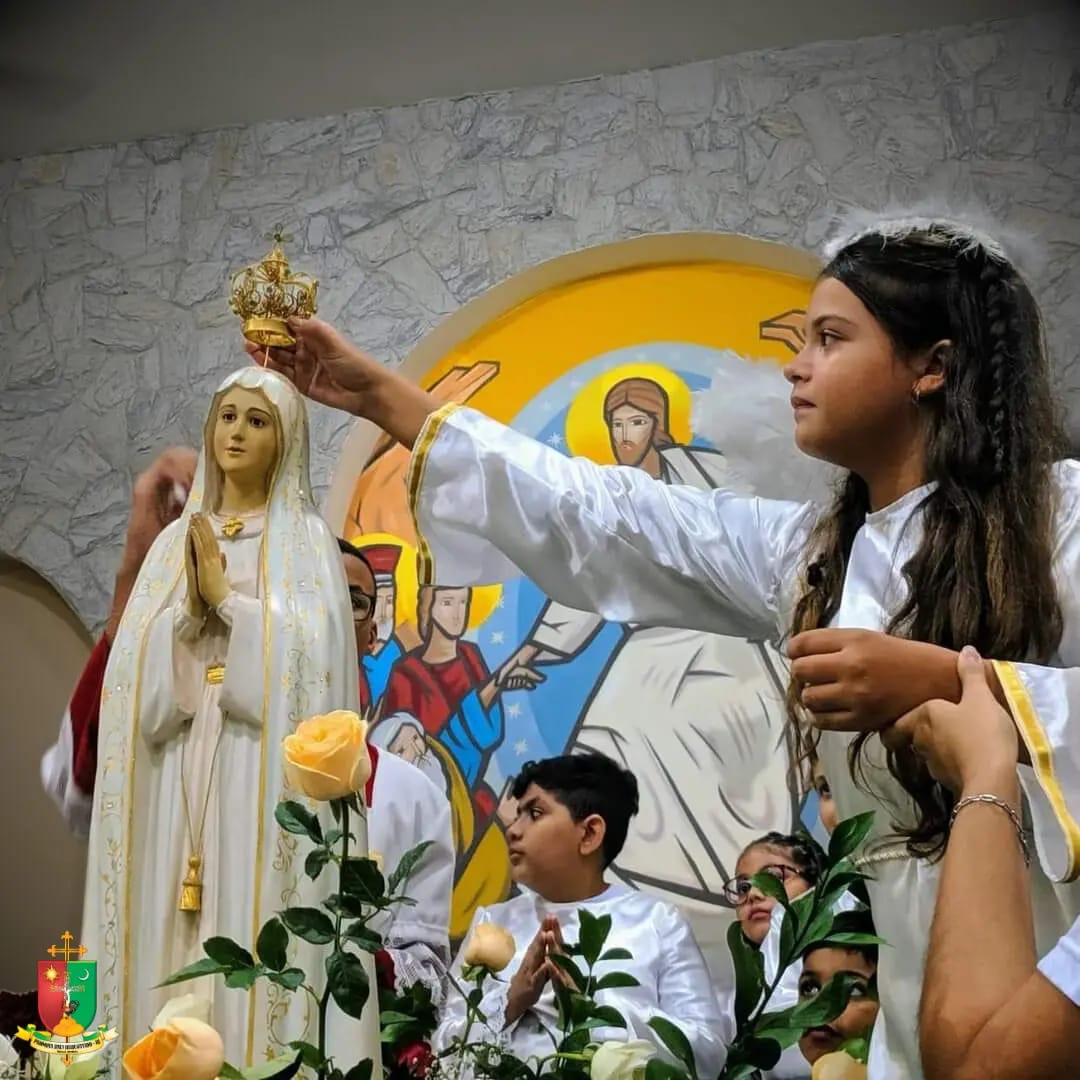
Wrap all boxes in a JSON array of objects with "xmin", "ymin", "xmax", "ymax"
[{"xmin": 0, "ymin": 558, "xmax": 92, "ymax": 988}]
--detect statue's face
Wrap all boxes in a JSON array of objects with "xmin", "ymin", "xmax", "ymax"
[
  {"xmin": 431, "ymin": 587, "xmax": 470, "ymax": 639},
  {"xmin": 607, "ymin": 403, "xmax": 656, "ymax": 466},
  {"xmin": 212, "ymin": 386, "xmax": 278, "ymax": 487}
]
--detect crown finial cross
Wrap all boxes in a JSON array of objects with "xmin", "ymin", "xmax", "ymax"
[
  {"xmin": 265, "ymin": 225, "xmax": 293, "ymax": 246},
  {"xmin": 47, "ymin": 931, "xmax": 87, "ymax": 962}
]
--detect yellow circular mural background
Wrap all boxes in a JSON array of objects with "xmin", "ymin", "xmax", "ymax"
[{"xmin": 421, "ymin": 261, "xmax": 810, "ymax": 424}]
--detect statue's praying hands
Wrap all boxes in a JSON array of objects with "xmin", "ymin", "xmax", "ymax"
[{"xmin": 185, "ymin": 512, "xmax": 228, "ymax": 619}]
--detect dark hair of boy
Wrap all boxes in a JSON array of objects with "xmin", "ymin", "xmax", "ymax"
[{"xmin": 511, "ymin": 751, "xmax": 640, "ymax": 866}]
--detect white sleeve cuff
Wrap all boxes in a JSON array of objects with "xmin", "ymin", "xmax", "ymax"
[{"xmin": 1038, "ymin": 914, "xmax": 1080, "ymax": 1005}]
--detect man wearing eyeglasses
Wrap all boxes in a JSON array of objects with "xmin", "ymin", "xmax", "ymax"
[
  {"xmin": 341, "ymin": 539, "xmax": 406, "ymax": 714},
  {"xmin": 42, "ymin": 454, "xmax": 455, "ymax": 1008}
]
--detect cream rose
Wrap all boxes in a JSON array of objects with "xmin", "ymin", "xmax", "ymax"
[
  {"xmin": 150, "ymin": 993, "xmax": 212, "ymax": 1030},
  {"xmin": 122, "ymin": 1016, "xmax": 224, "ymax": 1080},
  {"xmin": 462, "ymin": 922, "xmax": 516, "ymax": 972},
  {"xmin": 590, "ymin": 1040, "xmax": 656, "ymax": 1080},
  {"xmin": 283, "ymin": 710, "xmax": 371, "ymax": 801},
  {"xmin": 811, "ymin": 1052, "xmax": 869, "ymax": 1080}
]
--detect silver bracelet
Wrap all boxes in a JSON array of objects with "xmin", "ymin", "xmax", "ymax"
[{"xmin": 949, "ymin": 793, "xmax": 1031, "ymax": 866}]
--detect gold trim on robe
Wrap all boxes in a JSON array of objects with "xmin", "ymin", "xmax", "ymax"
[
  {"xmin": 994, "ymin": 659, "xmax": 1080, "ymax": 882},
  {"xmin": 405, "ymin": 403, "xmax": 462, "ymax": 586}
]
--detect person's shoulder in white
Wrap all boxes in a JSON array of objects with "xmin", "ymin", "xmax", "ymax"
[{"xmin": 1038, "ymin": 912, "xmax": 1080, "ymax": 1006}]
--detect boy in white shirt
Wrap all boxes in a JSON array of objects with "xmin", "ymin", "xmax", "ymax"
[{"xmin": 435, "ymin": 752, "xmax": 726, "ymax": 1075}]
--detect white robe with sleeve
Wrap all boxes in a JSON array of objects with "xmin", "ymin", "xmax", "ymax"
[
  {"xmin": 433, "ymin": 884, "xmax": 729, "ymax": 1077},
  {"xmin": 406, "ymin": 404, "xmax": 1080, "ymax": 1080},
  {"xmin": 368, "ymin": 749, "xmax": 455, "ymax": 999}
]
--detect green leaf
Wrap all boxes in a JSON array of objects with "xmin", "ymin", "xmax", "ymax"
[
  {"xmin": 733, "ymin": 1035, "xmax": 783, "ymax": 1071},
  {"xmin": 387, "ymin": 840, "xmax": 435, "ymax": 895},
  {"xmin": 344, "ymin": 1063, "xmax": 373, "ymax": 1080},
  {"xmin": 324, "ymin": 828, "xmax": 344, "ymax": 847},
  {"xmin": 790, "ymin": 973, "xmax": 859, "ymax": 1029},
  {"xmin": 828, "ymin": 811, "xmax": 875, "ymax": 864},
  {"xmin": 598, "ymin": 947, "xmax": 633, "ymax": 962},
  {"xmin": 380, "ymin": 1010, "xmax": 418, "ymax": 1024},
  {"xmin": 204, "ymin": 936, "xmax": 255, "ymax": 969},
  {"xmin": 795, "ymin": 908, "xmax": 837, "ymax": 960},
  {"xmin": 749, "ymin": 870, "xmax": 792, "ymax": 910},
  {"xmin": 225, "ymin": 967, "xmax": 260, "ymax": 990},
  {"xmin": 237, "ymin": 1053, "xmax": 302, "ymax": 1079},
  {"xmin": 275, "ymin": 800, "xmax": 324, "ymax": 845},
  {"xmin": 220, "ymin": 1065, "xmax": 245, "ymax": 1080},
  {"xmin": 256, "ymin": 917, "xmax": 289, "ymax": 972},
  {"xmin": 821, "ymin": 932, "xmax": 886, "ymax": 948},
  {"xmin": 648, "ymin": 1017, "xmax": 696, "ymax": 1077},
  {"xmin": 548, "ymin": 951, "xmax": 587, "ymax": 990},
  {"xmin": 838, "ymin": 1035, "xmax": 871, "ymax": 1064},
  {"xmin": 280, "ymin": 906, "xmax": 336, "ymax": 945},
  {"xmin": 751, "ymin": 1004, "xmax": 804, "ymax": 1048},
  {"xmin": 588, "ymin": 1004, "xmax": 627, "ymax": 1029},
  {"xmin": 268, "ymin": 967, "xmax": 306, "ymax": 991},
  {"xmin": 341, "ymin": 856, "xmax": 386, "ymax": 905},
  {"xmin": 288, "ymin": 1041, "xmax": 325, "ymax": 1069},
  {"xmin": 326, "ymin": 893, "xmax": 369, "ymax": 919},
  {"xmin": 305, "ymin": 848, "xmax": 331, "ymax": 881},
  {"xmin": 342, "ymin": 920, "xmax": 383, "ymax": 953},
  {"xmin": 594, "ymin": 972, "xmax": 640, "ymax": 991},
  {"xmin": 327, "ymin": 949, "xmax": 371, "ymax": 1020},
  {"xmin": 156, "ymin": 956, "xmax": 228, "ymax": 987},
  {"xmin": 330, "ymin": 799, "xmax": 343, "ymax": 824},
  {"xmin": 644, "ymin": 1061, "xmax": 687, "ymax": 1080},
  {"xmin": 727, "ymin": 920, "xmax": 765, "ymax": 1027},
  {"xmin": 558, "ymin": 1027, "xmax": 591, "ymax": 1053},
  {"xmin": 577, "ymin": 909, "xmax": 612, "ymax": 967}
]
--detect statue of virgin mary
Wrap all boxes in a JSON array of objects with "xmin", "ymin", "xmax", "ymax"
[{"xmin": 83, "ymin": 366, "xmax": 370, "ymax": 1069}]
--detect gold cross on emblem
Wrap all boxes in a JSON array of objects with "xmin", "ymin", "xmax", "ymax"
[{"xmin": 47, "ymin": 931, "xmax": 87, "ymax": 962}]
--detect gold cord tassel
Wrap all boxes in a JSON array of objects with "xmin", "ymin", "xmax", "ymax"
[{"xmin": 179, "ymin": 854, "xmax": 203, "ymax": 912}]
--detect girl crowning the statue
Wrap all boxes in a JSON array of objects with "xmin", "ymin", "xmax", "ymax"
[{"xmin": 249, "ymin": 215, "xmax": 1080, "ymax": 1079}]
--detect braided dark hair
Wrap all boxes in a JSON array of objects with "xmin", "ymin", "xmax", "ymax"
[
  {"xmin": 741, "ymin": 830, "xmax": 824, "ymax": 886},
  {"xmin": 790, "ymin": 228, "xmax": 1066, "ymax": 858}
]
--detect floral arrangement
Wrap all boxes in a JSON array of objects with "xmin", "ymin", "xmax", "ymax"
[
  {"xmin": 10, "ymin": 704, "xmax": 879, "ymax": 1080},
  {"xmin": 438, "ymin": 908, "xmax": 689, "ymax": 1080},
  {"xmin": 437, "ymin": 806, "xmax": 877, "ymax": 1080},
  {"xmin": 155, "ymin": 710, "xmax": 437, "ymax": 1080}
]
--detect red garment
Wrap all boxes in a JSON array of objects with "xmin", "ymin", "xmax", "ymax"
[
  {"xmin": 381, "ymin": 644, "xmax": 488, "ymax": 735},
  {"xmin": 70, "ymin": 636, "xmax": 111, "ymax": 796}
]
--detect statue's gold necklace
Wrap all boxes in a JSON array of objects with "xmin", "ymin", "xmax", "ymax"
[
  {"xmin": 214, "ymin": 508, "xmax": 261, "ymax": 541},
  {"xmin": 178, "ymin": 720, "xmax": 227, "ymax": 913}
]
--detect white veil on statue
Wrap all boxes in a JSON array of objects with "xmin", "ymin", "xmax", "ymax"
[{"xmin": 86, "ymin": 366, "xmax": 362, "ymax": 1068}]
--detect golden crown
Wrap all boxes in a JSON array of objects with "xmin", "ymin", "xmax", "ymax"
[{"xmin": 228, "ymin": 231, "xmax": 318, "ymax": 347}]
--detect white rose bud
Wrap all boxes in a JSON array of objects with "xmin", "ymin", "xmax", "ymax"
[{"xmin": 590, "ymin": 1040, "xmax": 657, "ymax": 1080}]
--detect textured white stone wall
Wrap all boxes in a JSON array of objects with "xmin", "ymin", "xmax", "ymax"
[{"xmin": 1, "ymin": 11, "xmax": 1078, "ymax": 629}]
